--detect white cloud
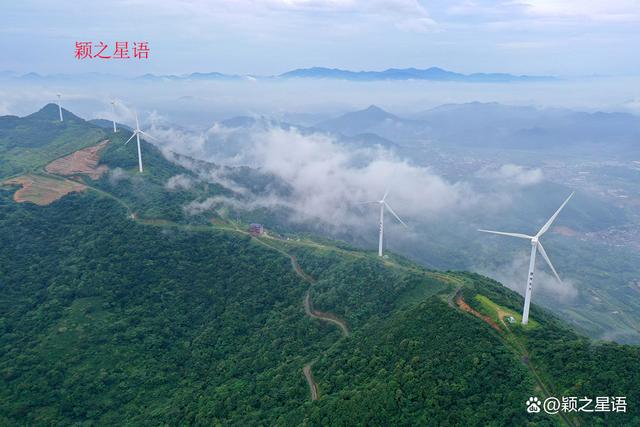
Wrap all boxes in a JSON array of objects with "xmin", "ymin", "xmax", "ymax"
[
  {"xmin": 478, "ymin": 164, "xmax": 543, "ymax": 187},
  {"xmin": 476, "ymin": 253, "xmax": 578, "ymax": 302},
  {"xmin": 0, "ymin": 100, "xmax": 11, "ymax": 116},
  {"xmin": 513, "ymin": 0, "xmax": 640, "ymax": 23},
  {"xmin": 446, "ymin": 0, "xmax": 640, "ymax": 23},
  {"xmin": 119, "ymin": 0, "xmax": 437, "ymax": 34},
  {"xmin": 165, "ymin": 174, "xmax": 195, "ymax": 190},
  {"xmin": 622, "ymin": 98, "xmax": 640, "ymax": 114},
  {"xmin": 497, "ymin": 40, "xmax": 555, "ymax": 50},
  {"xmin": 92, "ymin": 99, "xmax": 136, "ymax": 129},
  {"xmin": 244, "ymin": 127, "xmax": 467, "ymax": 225},
  {"xmin": 156, "ymin": 122, "xmax": 474, "ymax": 229},
  {"xmin": 108, "ymin": 167, "xmax": 130, "ymax": 184}
]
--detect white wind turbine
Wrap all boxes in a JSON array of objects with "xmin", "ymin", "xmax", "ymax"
[
  {"xmin": 110, "ymin": 100, "xmax": 118, "ymax": 132},
  {"xmin": 56, "ymin": 93, "xmax": 63, "ymax": 122},
  {"xmin": 478, "ymin": 192, "xmax": 574, "ymax": 325},
  {"xmin": 362, "ymin": 190, "xmax": 407, "ymax": 257},
  {"xmin": 124, "ymin": 112, "xmax": 156, "ymax": 173}
]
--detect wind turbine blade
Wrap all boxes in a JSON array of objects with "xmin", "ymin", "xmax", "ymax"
[
  {"xmin": 135, "ymin": 113, "xmax": 140, "ymax": 131},
  {"xmin": 384, "ymin": 202, "xmax": 407, "ymax": 228},
  {"xmin": 124, "ymin": 132, "xmax": 137, "ymax": 145},
  {"xmin": 139, "ymin": 131, "xmax": 158, "ymax": 141},
  {"xmin": 536, "ymin": 192, "xmax": 574, "ymax": 237},
  {"xmin": 536, "ymin": 242, "xmax": 562, "ymax": 284},
  {"xmin": 382, "ymin": 189, "xmax": 390, "ymax": 201},
  {"xmin": 477, "ymin": 229, "xmax": 533, "ymax": 240},
  {"xmin": 358, "ymin": 201, "xmax": 378, "ymax": 205}
]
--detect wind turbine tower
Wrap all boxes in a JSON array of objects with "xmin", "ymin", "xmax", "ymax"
[
  {"xmin": 56, "ymin": 93, "xmax": 63, "ymax": 122},
  {"xmin": 110, "ymin": 101, "xmax": 118, "ymax": 132},
  {"xmin": 478, "ymin": 192, "xmax": 574, "ymax": 325},
  {"xmin": 363, "ymin": 191, "xmax": 407, "ymax": 257},
  {"xmin": 124, "ymin": 112, "xmax": 157, "ymax": 173}
]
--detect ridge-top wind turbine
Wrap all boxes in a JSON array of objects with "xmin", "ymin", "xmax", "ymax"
[
  {"xmin": 110, "ymin": 100, "xmax": 118, "ymax": 132},
  {"xmin": 56, "ymin": 93, "xmax": 63, "ymax": 122},
  {"xmin": 124, "ymin": 112, "xmax": 156, "ymax": 173},
  {"xmin": 362, "ymin": 190, "xmax": 407, "ymax": 257},
  {"xmin": 478, "ymin": 192, "xmax": 574, "ymax": 325}
]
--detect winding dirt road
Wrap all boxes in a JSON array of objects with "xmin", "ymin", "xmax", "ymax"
[
  {"xmin": 451, "ymin": 290, "xmax": 576, "ymax": 427},
  {"xmin": 455, "ymin": 292, "xmax": 503, "ymax": 333},
  {"xmin": 40, "ymin": 152, "xmax": 348, "ymax": 404},
  {"xmin": 303, "ymin": 363, "xmax": 319, "ymax": 401},
  {"xmin": 242, "ymin": 235, "xmax": 350, "ymax": 401},
  {"xmin": 285, "ymin": 253, "xmax": 349, "ymax": 401},
  {"xmin": 304, "ymin": 291, "xmax": 350, "ymax": 337}
]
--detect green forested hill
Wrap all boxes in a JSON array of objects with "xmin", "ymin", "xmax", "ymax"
[
  {"xmin": 1, "ymin": 188, "xmax": 638, "ymax": 426},
  {"xmin": 0, "ymin": 104, "xmax": 106, "ymax": 178},
  {"xmin": 0, "ymin": 107, "xmax": 638, "ymax": 426},
  {"xmin": 90, "ymin": 132, "xmax": 228, "ymax": 222}
]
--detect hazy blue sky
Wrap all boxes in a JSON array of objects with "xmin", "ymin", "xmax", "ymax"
[{"xmin": 1, "ymin": 0, "xmax": 639, "ymax": 76}]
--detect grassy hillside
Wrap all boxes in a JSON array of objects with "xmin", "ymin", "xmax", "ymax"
[
  {"xmin": 89, "ymin": 132, "xmax": 229, "ymax": 222},
  {"xmin": 1, "ymin": 188, "xmax": 638, "ymax": 426},
  {"xmin": 0, "ymin": 104, "xmax": 107, "ymax": 178},
  {"xmin": 77, "ymin": 121, "xmax": 289, "ymax": 224},
  {"xmin": 0, "ymin": 106, "xmax": 638, "ymax": 426}
]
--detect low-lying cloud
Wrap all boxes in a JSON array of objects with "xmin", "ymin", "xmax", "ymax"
[
  {"xmin": 153, "ymin": 121, "xmax": 476, "ymax": 229},
  {"xmin": 165, "ymin": 174, "xmax": 195, "ymax": 191},
  {"xmin": 108, "ymin": 167, "xmax": 130, "ymax": 185},
  {"xmin": 477, "ymin": 163, "xmax": 543, "ymax": 187},
  {"xmin": 476, "ymin": 253, "xmax": 578, "ymax": 302}
]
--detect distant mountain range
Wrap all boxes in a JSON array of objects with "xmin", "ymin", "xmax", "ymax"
[
  {"xmin": 279, "ymin": 67, "xmax": 556, "ymax": 82},
  {"xmin": 313, "ymin": 102, "xmax": 640, "ymax": 153},
  {"xmin": 0, "ymin": 67, "xmax": 557, "ymax": 83}
]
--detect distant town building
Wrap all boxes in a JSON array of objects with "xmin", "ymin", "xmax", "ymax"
[{"xmin": 249, "ymin": 223, "xmax": 264, "ymax": 236}]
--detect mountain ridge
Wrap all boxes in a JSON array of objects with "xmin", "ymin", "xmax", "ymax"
[
  {"xmin": 0, "ymin": 104, "xmax": 639, "ymax": 425},
  {"xmin": 279, "ymin": 66, "xmax": 556, "ymax": 82},
  {"xmin": 0, "ymin": 67, "xmax": 557, "ymax": 83}
]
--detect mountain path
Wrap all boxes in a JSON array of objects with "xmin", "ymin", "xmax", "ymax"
[
  {"xmin": 455, "ymin": 291, "xmax": 503, "ymax": 333},
  {"xmin": 451, "ymin": 290, "xmax": 577, "ymax": 427},
  {"xmin": 39, "ymin": 162, "xmax": 350, "ymax": 404},
  {"xmin": 304, "ymin": 290, "xmax": 350, "ymax": 337},
  {"xmin": 42, "ymin": 160, "xmax": 574, "ymax": 412},
  {"xmin": 45, "ymin": 158, "xmax": 563, "ymax": 409},
  {"xmin": 303, "ymin": 363, "xmax": 319, "ymax": 401},
  {"xmin": 251, "ymin": 237, "xmax": 350, "ymax": 401},
  {"xmin": 501, "ymin": 321, "xmax": 578, "ymax": 427}
]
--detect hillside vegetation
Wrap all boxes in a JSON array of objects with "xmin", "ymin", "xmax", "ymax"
[
  {"xmin": 0, "ymin": 106, "xmax": 638, "ymax": 426},
  {"xmin": 0, "ymin": 104, "xmax": 106, "ymax": 178}
]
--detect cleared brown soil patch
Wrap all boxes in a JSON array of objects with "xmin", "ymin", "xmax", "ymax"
[
  {"xmin": 3, "ymin": 174, "xmax": 86, "ymax": 206},
  {"xmin": 45, "ymin": 140, "xmax": 109, "ymax": 179},
  {"xmin": 456, "ymin": 292, "xmax": 503, "ymax": 333}
]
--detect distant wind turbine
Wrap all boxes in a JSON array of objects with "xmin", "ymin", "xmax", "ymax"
[
  {"xmin": 124, "ymin": 112, "xmax": 157, "ymax": 173},
  {"xmin": 362, "ymin": 190, "xmax": 407, "ymax": 257},
  {"xmin": 110, "ymin": 100, "xmax": 118, "ymax": 132},
  {"xmin": 478, "ymin": 192, "xmax": 574, "ymax": 325},
  {"xmin": 56, "ymin": 93, "xmax": 63, "ymax": 122}
]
